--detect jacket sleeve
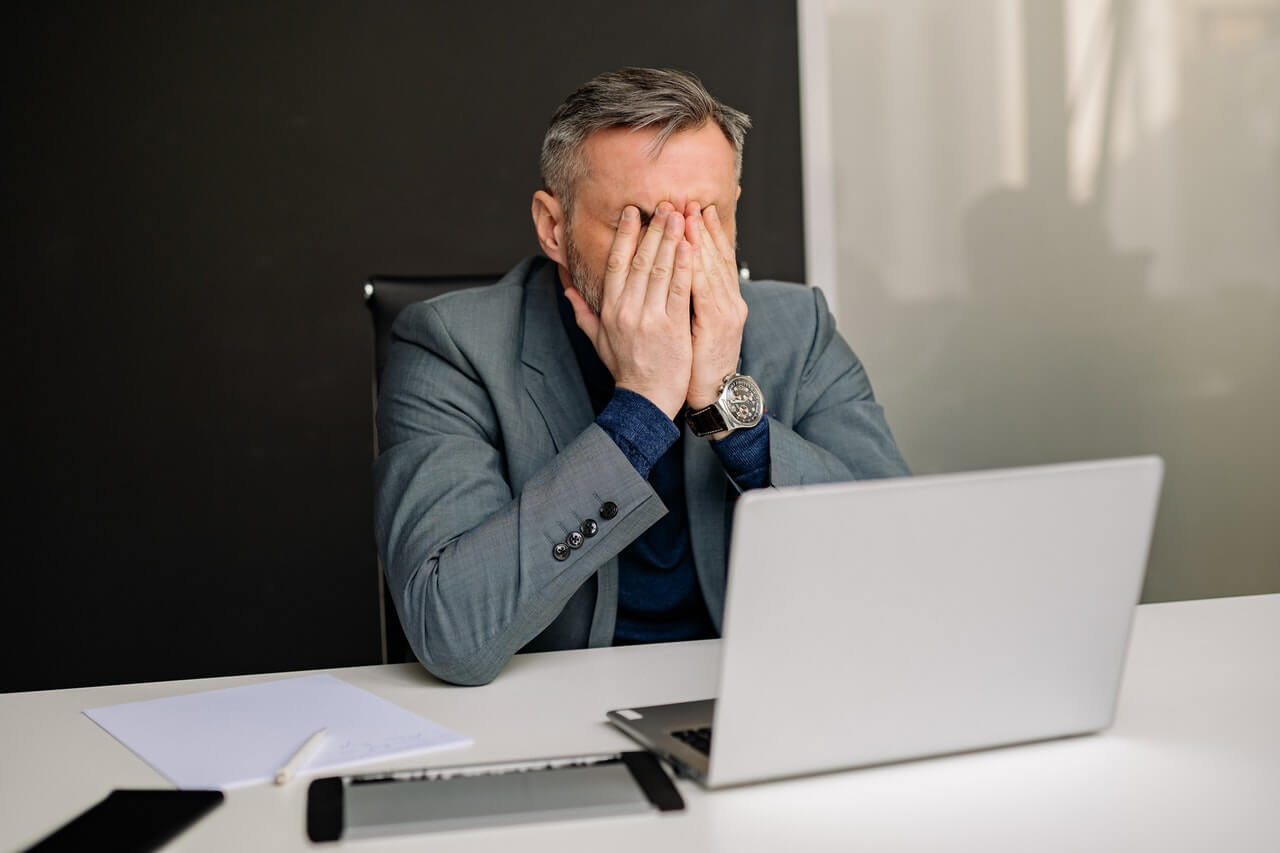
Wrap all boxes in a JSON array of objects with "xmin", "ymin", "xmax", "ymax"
[
  {"xmin": 767, "ymin": 286, "xmax": 910, "ymax": 485},
  {"xmin": 373, "ymin": 302, "xmax": 666, "ymax": 686}
]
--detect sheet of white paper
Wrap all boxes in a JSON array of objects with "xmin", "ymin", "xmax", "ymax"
[{"xmin": 84, "ymin": 673, "xmax": 471, "ymax": 789}]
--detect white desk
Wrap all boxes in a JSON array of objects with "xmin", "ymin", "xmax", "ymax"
[{"xmin": 3, "ymin": 595, "xmax": 1277, "ymax": 851}]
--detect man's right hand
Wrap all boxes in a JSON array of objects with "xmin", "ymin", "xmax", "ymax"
[{"xmin": 564, "ymin": 203, "xmax": 694, "ymax": 420}]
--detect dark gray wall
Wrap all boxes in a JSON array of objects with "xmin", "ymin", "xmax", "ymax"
[{"xmin": 2, "ymin": 2, "xmax": 804, "ymax": 692}]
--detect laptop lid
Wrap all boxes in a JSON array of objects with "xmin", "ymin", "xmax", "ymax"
[{"xmin": 704, "ymin": 456, "xmax": 1163, "ymax": 787}]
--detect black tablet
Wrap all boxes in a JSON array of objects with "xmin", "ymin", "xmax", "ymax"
[{"xmin": 308, "ymin": 751, "xmax": 683, "ymax": 842}]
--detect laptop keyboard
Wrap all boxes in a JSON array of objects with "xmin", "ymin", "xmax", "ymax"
[{"xmin": 672, "ymin": 726, "xmax": 713, "ymax": 755}]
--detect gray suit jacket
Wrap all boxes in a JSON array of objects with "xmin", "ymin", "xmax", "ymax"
[{"xmin": 373, "ymin": 256, "xmax": 908, "ymax": 685}]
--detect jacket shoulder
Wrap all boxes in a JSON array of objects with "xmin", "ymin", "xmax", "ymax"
[
  {"xmin": 395, "ymin": 277, "xmax": 522, "ymax": 332},
  {"xmin": 741, "ymin": 277, "xmax": 824, "ymax": 313},
  {"xmin": 388, "ymin": 271, "xmax": 530, "ymax": 361},
  {"xmin": 740, "ymin": 278, "xmax": 830, "ymax": 343}
]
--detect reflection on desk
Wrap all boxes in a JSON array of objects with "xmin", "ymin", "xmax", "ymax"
[{"xmin": 2, "ymin": 595, "xmax": 1277, "ymax": 852}]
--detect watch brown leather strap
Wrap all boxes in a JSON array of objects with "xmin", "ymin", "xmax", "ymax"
[{"xmin": 685, "ymin": 402, "xmax": 728, "ymax": 437}]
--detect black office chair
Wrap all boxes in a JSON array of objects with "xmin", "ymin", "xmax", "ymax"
[{"xmin": 364, "ymin": 274, "xmax": 502, "ymax": 664}]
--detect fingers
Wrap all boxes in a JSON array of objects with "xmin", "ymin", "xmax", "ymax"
[
  {"xmin": 644, "ymin": 208, "xmax": 685, "ymax": 315},
  {"xmin": 685, "ymin": 203, "xmax": 736, "ymax": 307},
  {"xmin": 602, "ymin": 205, "xmax": 642, "ymax": 310},
  {"xmin": 703, "ymin": 205, "xmax": 737, "ymax": 269},
  {"xmin": 684, "ymin": 201, "xmax": 703, "ymax": 251},
  {"xmin": 622, "ymin": 202, "xmax": 674, "ymax": 309},
  {"xmin": 666, "ymin": 241, "xmax": 693, "ymax": 319},
  {"xmin": 692, "ymin": 205, "xmax": 734, "ymax": 286},
  {"xmin": 601, "ymin": 201, "xmax": 694, "ymax": 323}
]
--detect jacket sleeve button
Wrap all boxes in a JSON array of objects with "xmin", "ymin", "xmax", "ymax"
[
  {"xmin": 566, "ymin": 530, "xmax": 585, "ymax": 549},
  {"xmin": 599, "ymin": 501, "xmax": 618, "ymax": 520},
  {"xmin": 580, "ymin": 518, "xmax": 599, "ymax": 538},
  {"xmin": 552, "ymin": 542, "xmax": 570, "ymax": 561}
]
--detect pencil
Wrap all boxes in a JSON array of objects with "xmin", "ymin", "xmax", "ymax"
[{"xmin": 274, "ymin": 728, "xmax": 327, "ymax": 785}]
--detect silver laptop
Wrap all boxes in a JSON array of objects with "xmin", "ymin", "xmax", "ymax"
[{"xmin": 608, "ymin": 456, "xmax": 1163, "ymax": 788}]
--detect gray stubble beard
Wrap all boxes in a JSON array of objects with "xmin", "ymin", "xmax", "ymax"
[{"xmin": 563, "ymin": 227, "xmax": 604, "ymax": 317}]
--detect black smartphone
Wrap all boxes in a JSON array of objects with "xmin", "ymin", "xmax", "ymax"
[{"xmin": 24, "ymin": 789, "xmax": 224, "ymax": 853}]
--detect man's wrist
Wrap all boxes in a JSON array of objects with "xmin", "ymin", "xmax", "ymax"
[
  {"xmin": 686, "ymin": 390, "xmax": 718, "ymax": 410},
  {"xmin": 686, "ymin": 376, "xmax": 730, "ymax": 410},
  {"xmin": 597, "ymin": 388, "xmax": 680, "ymax": 478},
  {"xmin": 617, "ymin": 382, "xmax": 684, "ymax": 421}
]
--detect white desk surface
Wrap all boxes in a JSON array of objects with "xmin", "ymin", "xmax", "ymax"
[{"xmin": 3, "ymin": 594, "xmax": 1277, "ymax": 852}]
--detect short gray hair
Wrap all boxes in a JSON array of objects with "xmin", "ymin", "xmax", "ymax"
[{"xmin": 540, "ymin": 67, "xmax": 752, "ymax": 216}]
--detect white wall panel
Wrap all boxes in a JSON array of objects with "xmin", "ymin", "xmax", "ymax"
[{"xmin": 801, "ymin": 0, "xmax": 1280, "ymax": 601}]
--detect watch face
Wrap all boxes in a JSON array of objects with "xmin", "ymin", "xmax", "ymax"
[{"xmin": 723, "ymin": 377, "xmax": 764, "ymax": 426}]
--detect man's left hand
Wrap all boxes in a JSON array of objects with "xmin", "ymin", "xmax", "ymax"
[{"xmin": 684, "ymin": 202, "xmax": 748, "ymax": 411}]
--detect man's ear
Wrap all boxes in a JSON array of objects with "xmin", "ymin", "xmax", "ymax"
[
  {"xmin": 532, "ymin": 190, "xmax": 569, "ymax": 265},
  {"xmin": 736, "ymin": 184, "xmax": 742, "ymax": 202}
]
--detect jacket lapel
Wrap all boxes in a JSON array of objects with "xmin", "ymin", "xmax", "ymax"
[
  {"xmin": 520, "ymin": 259, "xmax": 593, "ymax": 451},
  {"xmin": 518, "ymin": 258, "xmax": 620, "ymax": 647}
]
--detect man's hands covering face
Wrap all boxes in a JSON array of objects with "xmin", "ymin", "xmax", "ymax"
[
  {"xmin": 683, "ymin": 202, "xmax": 747, "ymax": 410},
  {"xmin": 564, "ymin": 203, "xmax": 694, "ymax": 419},
  {"xmin": 563, "ymin": 201, "xmax": 747, "ymax": 422}
]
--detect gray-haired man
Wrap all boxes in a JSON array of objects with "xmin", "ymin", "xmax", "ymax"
[{"xmin": 374, "ymin": 68, "xmax": 908, "ymax": 685}]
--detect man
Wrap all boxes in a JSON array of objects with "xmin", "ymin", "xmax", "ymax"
[{"xmin": 374, "ymin": 68, "xmax": 908, "ymax": 686}]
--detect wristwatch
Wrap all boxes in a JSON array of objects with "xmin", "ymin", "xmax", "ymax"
[{"xmin": 686, "ymin": 373, "xmax": 765, "ymax": 438}]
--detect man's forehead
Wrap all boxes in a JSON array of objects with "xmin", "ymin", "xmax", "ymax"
[{"xmin": 577, "ymin": 123, "xmax": 737, "ymax": 213}]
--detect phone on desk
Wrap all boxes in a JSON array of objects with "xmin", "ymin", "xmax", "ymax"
[{"xmin": 24, "ymin": 789, "xmax": 224, "ymax": 853}]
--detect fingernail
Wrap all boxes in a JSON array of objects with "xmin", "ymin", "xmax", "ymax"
[
  {"xmin": 622, "ymin": 206, "xmax": 638, "ymax": 222},
  {"xmin": 706, "ymin": 205, "xmax": 718, "ymax": 222}
]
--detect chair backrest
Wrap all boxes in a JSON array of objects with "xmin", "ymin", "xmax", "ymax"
[
  {"xmin": 365, "ymin": 274, "xmax": 503, "ymax": 391},
  {"xmin": 363, "ymin": 273, "xmax": 502, "ymax": 664}
]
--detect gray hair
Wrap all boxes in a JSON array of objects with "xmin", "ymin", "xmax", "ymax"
[{"xmin": 540, "ymin": 67, "xmax": 752, "ymax": 216}]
